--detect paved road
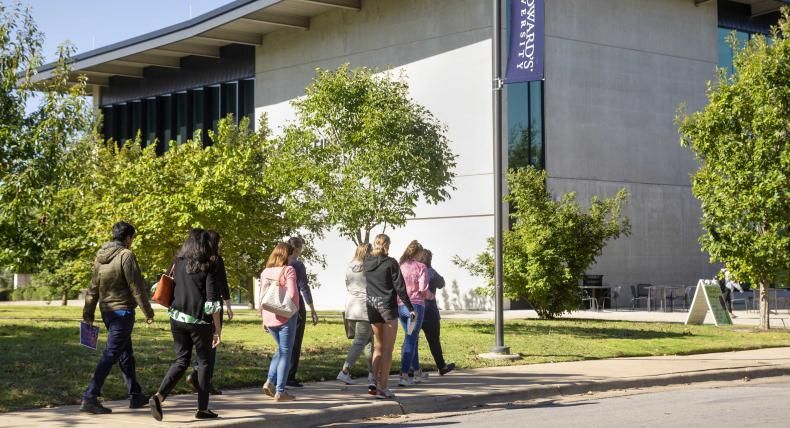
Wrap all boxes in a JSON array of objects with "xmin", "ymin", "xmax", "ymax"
[{"xmin": 359, "ymin": 379, "xmax": 790, "ymax": 428}]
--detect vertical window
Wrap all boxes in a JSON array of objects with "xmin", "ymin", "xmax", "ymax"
[
  {"xmin": 145, "ymin": 98, "xmax": 157, "ymax": 147},
  {"xmin": 221, "ymin": 82, "xmax": 238, "ymax": 122},
  {"xmin": 102, "ymin": 106, "xmax": 115, "ymax": 141},
  {"xmin": 240, "ymin": 79, "xmax": 255, "ymax": 129},
  {"xmin": 174, "ymin": 92, "xmax": 188, "ymax": 144},
  {"xmin": 191, "ymin": 89, "xmax": 205, "ymax": 143},
  {"xmin": 506, "ymin": 81, "xmax": 544, "ymax": 170},
  {"xmin": 158, "ymin": 95, "xmax": 173, "ymax": 154},
  {"xmin": 117, "ymin": 104, "xmax": 130, "ymax": 143},
  {"xmin": 130, "ymin": 101, "xmax": 143, "ymax": 144},
  {"xmin": 718, "ymin": 27, "xmax": 759, "ymax": 76},
  {"xmin": 205, "ymin": 85, "xmax": 221, "ymax": 145}
]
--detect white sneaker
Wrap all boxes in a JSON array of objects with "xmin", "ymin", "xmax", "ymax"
[
  {"xmin": 397, "ymin": 375, "xmax": 413, "ymax": 387},
  {"xmin": 374, "ymin": 388, "xmax": 396, "ymax": 400},
  {"xmin": 336, "ymin": 370, "xmax": 355, "ymax": 385},
  {"xmin": 414, "ymin": 369, "xmax": 428, "ymax": 382}
]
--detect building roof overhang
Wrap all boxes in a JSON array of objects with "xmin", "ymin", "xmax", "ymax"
[
  {"xmin": 31, "ymin": 0, "xmax": 361, "ymax": 94},
  {"xmin": 697, "ymin": 0, "xmax": 790, "ymax": 17}
]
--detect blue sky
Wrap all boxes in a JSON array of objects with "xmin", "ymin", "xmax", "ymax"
[{"xmin": 22, "ymin": 0, "xmax": 230, "ymax": 62}]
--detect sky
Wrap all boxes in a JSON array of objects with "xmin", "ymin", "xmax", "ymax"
[{"xmin": 20, "ymin": 0, "xmax": 231, "ymax": 63}]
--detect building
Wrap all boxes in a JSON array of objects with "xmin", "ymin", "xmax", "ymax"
[{"xmin": 32, "ymin": 0, "xmax": 787, "ymax": 309}]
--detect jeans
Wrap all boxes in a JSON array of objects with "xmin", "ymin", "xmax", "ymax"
[
  {"xmin": 157, "ymin": 319, "xmax": 213, "ymax": 411},
  {"xmin": 288, "ymin": 302, "xmax": 306, "ymax": 382},
  {"xmin": 268, "ymin": 314, "xmax": 298, "ymax": 393},
  {"xmin": 344, "ymin": 320, "xmax": 373, "ymax": 373},
  {"xmin": 84, "ymin": 310, "xmax": 142, "ymax": 402},
  {"xmin": 398, "ymin": 304, "xmax": 425, "ymax": 374}
]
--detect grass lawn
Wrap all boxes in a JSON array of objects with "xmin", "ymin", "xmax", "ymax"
[{"xmin": 1, "ymin": 305, "xmax": 789, "ymax": 412}]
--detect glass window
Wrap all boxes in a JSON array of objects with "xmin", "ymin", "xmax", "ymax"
[
  {"xmin": 159, "ymin": 95, "xmax": 173, "ymax": 153},
  {"xmin": 240, "ymin": 79, "xmax": 255, "ymax": 129},
  {"xmin": 718, "ymin": 27, "xmax": 762, "ymax": 76},
  {"xmin": 221, "ymin": 82, "xmax": 238, "ymax": 122},
  {"xmin": 117, "ymin": 104, "xmax": 130, "ymax": 143},
  {"xmin": 507, "ymin": 81, "xmax": 544, "ymax": 170},
  {"xmin": 190, "ymin": 89, "xmax": 205, "ymax": 142},
  {"xmin": 130, "ymin": 101, "xmax": 143, "ymax": 144},
  {"xmin": 528, "ymin": 80, "xmax": 543, "ymax": 168},
  {"xmin": 205, "ymin": 85, "xmax": 221, "ymax": 145},
  {"xmin": 174, "ymin": 92, "xmax": 188, "ymax": 145},
  {"xmin": 102, "ymin": 106, "xmax": 115, "ymax": 141},
  {"xmin": 145, "ymin": 98, "xmax": 157, "ymax": 147}
]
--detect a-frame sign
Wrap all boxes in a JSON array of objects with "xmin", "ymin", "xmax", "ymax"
[{"xmin": 685, "ymin": 279, "xmax": 733, "ymax": 326}]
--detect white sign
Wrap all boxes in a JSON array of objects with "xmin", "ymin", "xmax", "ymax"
[{"xmin": 685, "ymin": 279, "xmax": 733, "ymax": 326}]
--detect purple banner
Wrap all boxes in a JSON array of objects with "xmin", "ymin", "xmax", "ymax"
[{"xmin": 505, "ymin": 0, "xmax": 544, "ymax": 83}]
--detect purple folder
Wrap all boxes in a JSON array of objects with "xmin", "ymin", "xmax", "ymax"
[{"xmin": 80, "ymin": 321, "xmax": 100, "ymax": 350}]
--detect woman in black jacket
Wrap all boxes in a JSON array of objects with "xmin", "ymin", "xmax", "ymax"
[
  {"xmin": 363, "ymin": 233, "xmax": 415, "ymax": 400},
  {"xmin": 149, "ymin": 229, "xmax": 223, "ymax": 421}
]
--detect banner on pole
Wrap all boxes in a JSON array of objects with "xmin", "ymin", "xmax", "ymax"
[{"xmin": 505, "ymin": 0, "xmax": 544, "ymax": 83}]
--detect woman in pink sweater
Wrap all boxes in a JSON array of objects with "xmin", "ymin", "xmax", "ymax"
[
  {"xmin": 260, "ymin": 242, "xmax": 300, "ymax": 402},
  {"xmin": 397, "ymin": 240, "xmax": 430, "ymax": 387}
]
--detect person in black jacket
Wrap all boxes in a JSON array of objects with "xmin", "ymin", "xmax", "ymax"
[
  {"xmin": 364, "ymin": 234, "xmax": 415, "ymax": 400},
  {"xmin": 186, "ymin": 230, "xmax": 233, "ymax": 395},
  {"xmin": 149, "ymin": 229, "xmax": 223, "ymax": 421}
]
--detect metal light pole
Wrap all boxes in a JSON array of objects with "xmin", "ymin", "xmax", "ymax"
[{"xmin": 491, "ymin": 0, "xmax": 509, "ymax": 355}]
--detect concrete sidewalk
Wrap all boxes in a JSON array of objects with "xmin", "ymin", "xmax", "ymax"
[{"xmin": 6, "ymin": 347, "xmax": 790, "ymax": 428}]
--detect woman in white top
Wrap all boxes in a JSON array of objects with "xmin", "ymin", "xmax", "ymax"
[{"xmin": 336, "ymin": 243, "xmax": 374, "ymax": 389}]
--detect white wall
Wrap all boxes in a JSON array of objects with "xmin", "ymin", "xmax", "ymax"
[{"xmin": 254, "ymin": 0, "xmax": 495, "ymax": 310}]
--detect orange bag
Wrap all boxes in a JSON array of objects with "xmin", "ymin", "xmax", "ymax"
[{"xmin": 153, "ymin": 263, "xmax": 176, "ymax": 307}]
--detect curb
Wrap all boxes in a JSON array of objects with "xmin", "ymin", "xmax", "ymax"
[{"xmin": 196, "ymin": 364, "xmax": 790, "ymax": 427}]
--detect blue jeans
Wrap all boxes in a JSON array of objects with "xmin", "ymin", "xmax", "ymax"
[
  {"xmin": 267, "ymin": 314, "xmax": 298, "ymax": 393},
  {"xmin": 398, "ymin": 304, "xmax": 425, "ymax": 374},
  {"xmin": 84, "ymin": 310, "xmax": 141, "ymax": 402}
]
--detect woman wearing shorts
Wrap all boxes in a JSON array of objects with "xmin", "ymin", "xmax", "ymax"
[{"xmin": 363, "ymin": 234, "xmax": 415, "ymax": 399}]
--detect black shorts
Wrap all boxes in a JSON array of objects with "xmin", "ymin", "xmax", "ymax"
[{"xmin": 366, "ymin": 301, "xmax": 398, "ymax": 324}]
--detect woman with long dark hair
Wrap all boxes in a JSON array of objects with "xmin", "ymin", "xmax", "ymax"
[
  {"xmin": 416, "ymin": 249, "xmax": 455, "ymax": 376},
  {"xmin": 149, "ymin": 229, "xmax": 223, "ymax": 421},
  {"xmin": 186, "ymin": 230, "xmax": 232, "ymax": 395}
]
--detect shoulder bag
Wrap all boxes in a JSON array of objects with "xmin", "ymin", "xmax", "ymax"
[
  {"xmin": 153, "ymin": 262, "xmax": 176, "ymax": 308},
  {"xmin": 259, "ymin": 267, "xmax": 298, "ymax": 318}
]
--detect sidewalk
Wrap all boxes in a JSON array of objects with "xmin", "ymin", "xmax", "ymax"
[{"xmin": 6, "ymin": 347, "xmax": 790, "ymax": 428}]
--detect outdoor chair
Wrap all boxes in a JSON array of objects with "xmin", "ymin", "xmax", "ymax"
[
  {"xmin": 667, "ymin": 287, "xmax": 686, "ymax": 311},
  {"xmin": 598, "ymin": 285, "xmax": 621, "ymax": 311},
  {"xmin": 630, "ymin": 284, "xmax": 648, "ymax": 310},
  {"xmin": 581, "ymin": 288, "xmax": 598, "ymax": 311},
  {"xmin": 731, "ymin": 291, "xmax": 748, "ymax": 311}
]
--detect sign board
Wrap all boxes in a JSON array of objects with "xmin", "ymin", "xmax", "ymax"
[
  {"xmin": 685, "ymin": 279, "xmax": 733, "ymax": 326},
  {"xmin": 506, "ymin": 0, "xmax": 545, "ymax": 83}
]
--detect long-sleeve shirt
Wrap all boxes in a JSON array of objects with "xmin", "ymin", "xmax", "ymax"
[
  {"xmin": 215, "ymin": 255, "xmax": 231, "ymax": 303},
  {"xmin": 363, "ymin": 255, "xmax": 414, "ymax": 312},
  {"xmin": 168, "ymin": 257, "xmax": 222, "ymax": 324},
  {"xmin": 398, "ymin": 260, "xmax": 429, "ymax": 307},
  {"xmin": 260, "ymin": 266, "xmax": 299, "ymax": 327},
  {"xmin": 288, "ymin": 259, "xmax": 313, "ymax": 306}
]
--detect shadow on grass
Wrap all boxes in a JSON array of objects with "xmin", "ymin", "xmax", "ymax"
[{"xmin": 465, "ymin": 321, "xmax": 690, "ymax": 340}]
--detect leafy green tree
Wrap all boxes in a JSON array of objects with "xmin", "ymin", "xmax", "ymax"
[
  {"xmin": 0, "ymin": 3, "xmax": 91, "ymax": 301},
  {"xmin": 455, "ymin": 167, "xmax": 630, "ymax": 319},
  {"xmin": 70, "ymin": 117, "xmax": 320, "ymax": 305},
  {"xmin": 677, "ymin": 9, "xmax": 790, "ymax": 330},
  {"xmin": 275, "ymin": 64, "xmax": 457, "ymax": 245}
]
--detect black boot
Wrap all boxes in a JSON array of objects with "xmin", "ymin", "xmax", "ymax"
[{"xmin": 80, "ymin": 400, "xmax": 112, "ymax": 414}]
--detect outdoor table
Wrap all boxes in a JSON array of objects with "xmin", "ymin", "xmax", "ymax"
[
  {"xmin": 647, "ymin": 285, "xmax": 684, "ymax": 312},
  {"xmin": 581, "ymin": 285, "xmax": 612, "ymax": 310}
]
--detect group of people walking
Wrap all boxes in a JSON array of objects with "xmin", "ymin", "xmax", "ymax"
[{"xmin": 80, "ymin": 222, "xmax": 454, "ymax": 421}]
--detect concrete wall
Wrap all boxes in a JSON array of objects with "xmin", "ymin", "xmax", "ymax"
[
  {"xmin": 543, "ymin": 0, "xmax": 720, "ymax": 305},
  {"xmin": 255, "ymin": 0, "xmax": 495, "ymax": 310}
]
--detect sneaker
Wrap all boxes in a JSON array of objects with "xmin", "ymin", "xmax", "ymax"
[
  {"xmin": 413, "ymin": 369, "xmax": 428, "ymax": 383},
  {"xmin": 195, "ymin": 409, "xmax": 219, "ymax": 419},
  {"xmin": 367, "ymin": 384, "xmax": 378, "ymax": 396},
  {"xmin": 285, "ymin": 379, "xmax": 304, "ymax": 388},
  {"xmin": 374, "ymin": 388, "xmax": 396, "ymax": 400},
  {"xmin": 186, "ymin": 372, "xmax": 198, "ymax": 393},
  {"xmin": 80, "ymin": 400, "xmax": 112, "ymax": 415},
  {"xmin": 149, "ymin": 395, "xmax": 163, "ymax": 421},
  {"xmin": 336, "ymin": 370, "xmax": 355, "ymax": 385},
  {"xmin": 129, "ymin": 395, "xmax": 149, "ymax": 409},
  {"xmin": 275, "ymin": 391, "xmax": 296, "ymax": 402},
  {"xmin": 397, "ymin": 375, "xmax": 413, "ymax": 387},
  {"xmin": 262, "ymin": 380, "xmax": 275, "ymax": 398},
  {"xmin": 439, "ymin": 363, "xmax": 456, "ymax": 376}
]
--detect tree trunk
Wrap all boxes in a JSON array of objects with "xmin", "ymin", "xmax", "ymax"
[
  {"xmin": 759, "ymin": 281, "xmax": 770, "ymax": 330},
  {"xmin": 247, "ymin": 276, "xmax": 255, "ymax": 309},
  {"xmin": 61, "ymin": 290, "xmax": 68, "ymax": 306}
]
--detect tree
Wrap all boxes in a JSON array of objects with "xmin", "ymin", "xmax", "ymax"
[
  {"xmin": 275, "ymin": 64, "xmax": 457, "ymax": 245},
  {"xmin": 68, "ymin": 117, "xmax": 321, "ymax": 306},
  {"xmin": 455, "ymin": 167, "xmax": 630, "ymax": 319},
  {"xmin": 677, "ymin": 8, "xmax": 790, "ymax": 330},
  {"xmin": 0, "ymin": 2, "xmax": 91, "ymax": 302}
]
